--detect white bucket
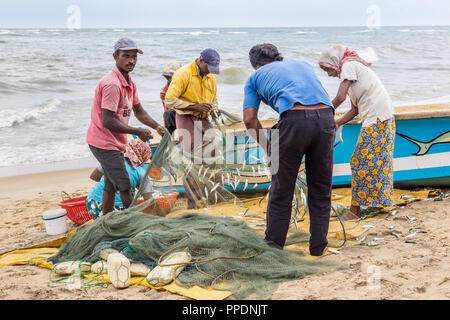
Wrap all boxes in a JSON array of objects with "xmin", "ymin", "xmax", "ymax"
[{"xmin": 41, "ymin": 208, "xmax": 68, "ymax": 235}]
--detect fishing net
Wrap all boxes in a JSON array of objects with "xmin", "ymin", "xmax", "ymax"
[
  {"xmin": 47, "ymin": 116, "xmax": 345, "ymax": 299},
  {"xmin": 132, "ymin": 120, "xmax": 246, "ymax": 214},
  {"xmin": 48, "ymin": 209, "xmax": 330, "ymax": 299}
]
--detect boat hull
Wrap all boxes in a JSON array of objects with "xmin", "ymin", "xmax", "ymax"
[
  {"xmin": 333, "ymin": 116, "xmax": 450, "ymax": 188},
  {"xmin": 148, "ymin": 112, "xmax": 450, "ymax": 193}
]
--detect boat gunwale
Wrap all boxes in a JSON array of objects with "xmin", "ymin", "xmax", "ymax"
[{"xmin": 146, "ymin": 102, "xmax": 450, "ymax": 146}]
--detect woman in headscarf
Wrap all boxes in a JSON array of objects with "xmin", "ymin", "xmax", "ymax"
[
  {"xmin": 319, "ymin": 44, "xmax": 395, "ymax": 220},
  {"xmin": 86, "ymin": 139, "xmax": 153, "ymax": 218}
]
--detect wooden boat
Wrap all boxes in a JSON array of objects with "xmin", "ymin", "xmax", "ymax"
[{"xmin": 146, "ymin": 101, "xmax": 450, "ymax": 193}]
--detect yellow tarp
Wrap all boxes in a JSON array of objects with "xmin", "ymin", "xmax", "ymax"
[
  {"xmin": 0, "ymin": 247, "xmax": 232, "ymax": 300},
  {"xmin": 0, "ymin": 187, "xmax": 437, "ymax": 299},
  {"xmin": 331, "ymin": 187, "xmax": 437, "ymax": 207}
]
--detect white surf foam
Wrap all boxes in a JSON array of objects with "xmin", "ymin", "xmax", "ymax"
[
  {"xmin": 356, "ymin": 47, "xmax": 379, "ymax": 63},
  {"xmin": 295, "ymin": 31, "xmax": 318, "ymax": 34},
  {"xmin": 0, "ymin": 98, "xmax": 62, "ymax": 128}
]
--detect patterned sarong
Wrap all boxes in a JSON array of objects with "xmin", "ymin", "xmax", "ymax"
[{"xmin": 351, "ymin": 118, "xmax": 395, "ymax": 208}]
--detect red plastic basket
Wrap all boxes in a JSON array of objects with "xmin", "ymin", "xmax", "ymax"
[{"xmin": 58, "ymin": 195, "xmax": 94, "ymax": 225}]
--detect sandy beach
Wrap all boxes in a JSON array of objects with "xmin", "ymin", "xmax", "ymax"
[
  {"xmin": 2, "ymin": 0, "xmax": 450, "ymax": 306},
  {"xmin": 0, "ymin": 167, "xmax": 448, "ymax": 300}
]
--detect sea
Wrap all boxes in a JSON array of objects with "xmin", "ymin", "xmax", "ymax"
[{"xmin": 1, "ymin": 26, "xmax": 450, "ymax": 177}]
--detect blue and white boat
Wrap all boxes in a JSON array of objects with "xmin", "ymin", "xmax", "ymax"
[
  {"xmin": 333, "ymin": 101, "xmax": 450, "ymax": 188},
  {"xmin": 148, "ymin": 101, "xmax": 450, "ymax": 193}
]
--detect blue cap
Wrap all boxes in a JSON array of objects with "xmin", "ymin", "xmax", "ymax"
[
  {"xmin": 113, "ymin": 38, "xmax": 143, "ymax": 54},
  {"xmin": 200, "ymin": 48, "xmax": 220, "ymax": 74}
]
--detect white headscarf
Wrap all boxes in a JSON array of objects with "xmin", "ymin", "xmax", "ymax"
[{"xmin": 319, "ymin": 44, "xmax": 372, "ymax": 77}]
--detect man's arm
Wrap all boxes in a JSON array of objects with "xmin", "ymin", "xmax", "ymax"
[
  {"xmin": 133, "ymin": 103, "xmax": 165, "ymax": 136},
  {"xmin": 243, "ymin": 107, "xmax": 269, "ymax": 156},
  {"xmin": 165, "ymin": 99, "xmax": 212, "ymax": 113},
  {"xmin": 102, "ymin": 109, "xmax": 153, "ymax": 142}
]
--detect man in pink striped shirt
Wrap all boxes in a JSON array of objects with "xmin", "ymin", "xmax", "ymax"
[{"xmin": 86, "ymin": 38, "xmax": 164, "ymax": 215}]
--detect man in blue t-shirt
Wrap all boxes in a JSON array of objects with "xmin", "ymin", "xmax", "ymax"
[{"xmin": 243, "ymin": 43, "xmax": 336, "ymax": 256}]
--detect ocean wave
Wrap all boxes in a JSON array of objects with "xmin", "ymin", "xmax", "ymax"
[
  {"xmin": 224, "ymin": 31, "xmax": 248, "ymax": 34},
  {"xmin": 356, "ymin": 47, "xmax": 379, "ymax": 63},
  {"xmin": 147, "ymin": 30, "xmax": 220, "ymax": 36},
  {"xmin": 0, "ymin": 140, "xmax": 91, "ymax": 167},
  {"xmin": 394, "ymin": 94, "xmax": 450, "ymax": 106},
  {"xmin": 295, "ymin": 31, "xmax": 318, "ymax": 34},
  {"xmin": 0, "ymin": 80, "xmax": 21, "ymax": 93},
  {"xmin": 147, "ymin": 31, "xmax": 189, "ymax": 35},
  {"xmin": 352, "ymin": 29, "xmax": 375, "ymax": 33},
  {"xmin": 398, "ymin": 29, "xmax": 448, "ymax": 33},
  {"xmin": 189, "ymin": 30, "xmax": 220, "ymax": 36},
  {"xmin": 398, "ymin": 64, "xmax": 450, "ymax": 72},
  {"xmin": 136, "ymin": 64, "xmax": 165, "ymax": 74},
  {"xmin": 216, "ymin": 67, "xmax": 251, "ymax": 84},
  {"xmin": 393, "ymin": 83, "xmax": 450, "ymax": 98},
  {"xmin": 0, "ymin": 30, "xmax": 25, "ymax": 37},
  {"xmin": 388, "ymin": 45, "xmax": 413, "ymax": 53},
  {"xmin": 24, "ymin": 78, "xmax": 69, "ymax": 86},
  {"xmin": 0, "ymin": 98, "xmax": 62, "ymax": 128},
  {"xmin": 0, "ymin": 30, "xmax": 13, "ymax": 35}
]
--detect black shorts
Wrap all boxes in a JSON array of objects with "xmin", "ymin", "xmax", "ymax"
[
  {"xmin": 163, "ymin": 109, "xmax": 176, "ymax": 133},
  {"xmin": 88, "ymin": 145, "xmax": 131, "ymax": 193}
]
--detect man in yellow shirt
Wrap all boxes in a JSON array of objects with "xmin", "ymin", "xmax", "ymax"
[
  {"xmin": 164, "ymin": 48, "xmax": 220, "ymax": 154},
  {"xmin": 165, "ymin": 49, "xmax": 220, "ymax": 209}
]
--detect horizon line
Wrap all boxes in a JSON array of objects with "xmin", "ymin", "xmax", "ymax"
[{"xmin": 2, "ymin": 24, "xmax": 450, "ymax": 29}]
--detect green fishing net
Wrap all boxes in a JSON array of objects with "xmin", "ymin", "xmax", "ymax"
[
  {"xmin": 48, "ymin": 116, "xmax": 344, "ymax": 299},
  {"xmin": 48, "ymin": 209, "xmax": 330, "ymax": 299}
]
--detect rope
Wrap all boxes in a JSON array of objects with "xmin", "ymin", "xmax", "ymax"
[{"xmin": 47, "ymin": 260, "xmax": 109, "ymax": 289}]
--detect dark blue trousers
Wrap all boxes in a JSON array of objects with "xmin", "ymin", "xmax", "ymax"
[{"xmin": 265, "ymin": 108, "xmax": 336, "ymax": 256}]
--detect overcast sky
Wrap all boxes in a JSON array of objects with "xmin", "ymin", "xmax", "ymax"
[{"xmin": 1, "ymin": 0, "xmax": 450, "ymax": 28}]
